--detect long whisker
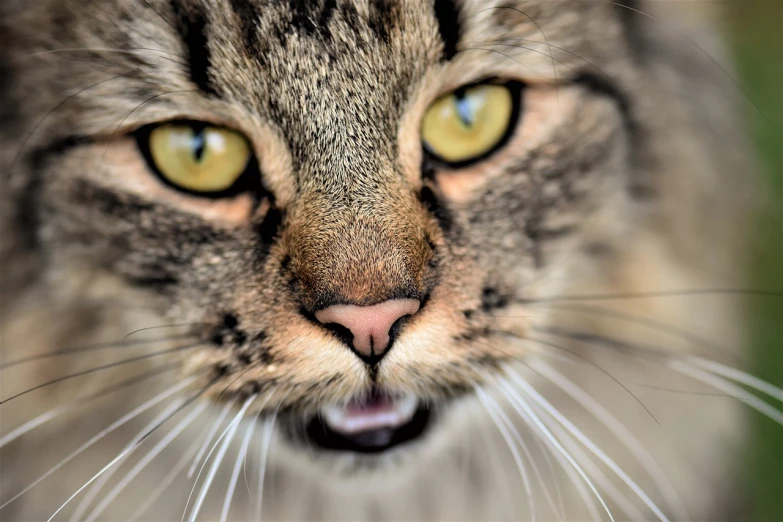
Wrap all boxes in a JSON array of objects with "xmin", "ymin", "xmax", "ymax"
[
  {"xmin": 683, "ymin": 357, "xmax": 783, "ymax": 401},
  {"xmin": 29, "ymin": 47, "xmax": 187, "ymax": 67},
  {"xmin": 0, "ymin": 341, "xmax": 204, "ymax": 405},
  {"xmin": 187, "ymin": 395, "xmax": 257, "ymax": 522},
  {"xmin": 0, "ymin": 333, "xmax": 195, "ymax": 370},
  {"xmin": 256, "ymin": 410, "xmax": 278, "ymax": 520},
  {"xmin": 0, "ymin": 364, "xmax": 176, "ymax": 449},
  {"xmin": 668, "ymin": 362, "xmax": 783, "ymax": 426},
  {"xmin": 520, "ymin": 288, "xmax": 783, "ymax": 304},
  {"xmin": 533, "ymin": 401, "xmax": 645, "ymax": 521},
  {"xmin": 494, "ymin": 375, "xmax": 613, "ymax": 521},
  {"xmin": 44, "ymin": 381, "xmax": 214, "ymax": 522},
  {"xmin": 474, "ymin": 386, "xmax": 536, "ymax": 521},
  {"xmin": 84, "ymin": 401, "xmax": 209, "ymax": 521},
  {"xmin": 502, "ymin": 368, "xmax": 669, "ymax": 521},
  {"xmin": 70, "ymin": 395, "xmax": 193, "ymax": 521},
  {"xmin": 531, "ymin": 359, "xmax": 689, "ymax": 520},
  {"xmin": 0, "ymin": 377, "xmax": 198, "ymax": 511},
  {"xmin": 127, "ymin": 426, "xmax": 206, "ymax": 521},
  {"xmin": 220, "ymin": 411, "xmax": 259, "ymax": 522},
  {"xmin": 188, "ymin": 399, "xmax": 237, "ymax": 478}
]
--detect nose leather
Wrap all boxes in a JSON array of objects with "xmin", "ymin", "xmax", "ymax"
[{"xmin": 315, "ymin": 299, "xmax": 420, "ymax": 360}]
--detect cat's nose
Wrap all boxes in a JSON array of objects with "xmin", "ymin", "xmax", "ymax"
[{"xmin": 315, "ymin": 299, "xmax": 421, "ymax": 364}]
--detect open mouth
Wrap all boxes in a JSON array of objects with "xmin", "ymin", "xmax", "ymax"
[{"xmin": 306, "ymin": 391, "xmax": 431, "ymax": 453}]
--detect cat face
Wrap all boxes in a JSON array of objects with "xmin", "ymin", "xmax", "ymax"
[{"xmin": 1, "ymin": 1, "xmax": 757, "ymax": 508}]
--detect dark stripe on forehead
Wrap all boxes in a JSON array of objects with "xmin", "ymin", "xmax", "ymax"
[
  {"xmin": 433, "ymin": 0, "xmax": 461, "ymax": 60},
  {"xmin": 228, "ymin": 0, "xmax": 261, "ymax": 51},
  {"xmin": 171, "ymin": 1, "xmax": 217, "ymax": 96},
  {"xmin": 287, "ymin": 0, "xmax": 337, "ymax": 36}
]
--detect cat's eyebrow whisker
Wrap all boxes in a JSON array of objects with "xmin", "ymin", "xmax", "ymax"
[
  {"xmin": 0, "ymin": 364, "xmax": 176, "ymax": 449},
  {"xmin": 529, "ymin": 359, "xmax": 689, "ymax": 520},
  {"xmin": 186, "ymin": 394, "xmax": 258, "ymax": 522},
  {"xmin": 0, "ymin": 341, "xmax": 205, "ymax": 406},
  {"xmin": 84, "ymin": 401, "xmax": 209, "ymax": 521},
  {"xmin": 1, "ymin": 332, "xmax": 198, "ymax": 370},
  {"xmin": 474, "ymin": 386, "xmax": 536, "ymax": 521},
  {"xmin": 44, "ymin": 381, "xmax": 215, "ymax": 522},
  {"xmin": 221, "ymin": 411, "xmax": 260, "ymax": 522},
  {"xmin": 0, "ymin": 376, "xmax": 198, "ymax": 511},
  {"xmin": 501, "ymin": 368, "xmax": 670, "ymax": 522},
  {"xmin": 489, "ymin": 376, "xmax": 614, "ymax": 521}
]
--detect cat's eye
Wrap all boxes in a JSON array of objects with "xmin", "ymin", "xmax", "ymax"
[
  {"xmin": 421, "ymin": 83, "xmax": 521, "ymax": 167},
  {"xmin": 143, "ymin": 123, "xmax": 252, "ymax": 194}
]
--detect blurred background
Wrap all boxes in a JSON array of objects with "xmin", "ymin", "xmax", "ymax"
[{"xmin": 725, "ymin": 1, "xmax": 783, "ymax": 520}]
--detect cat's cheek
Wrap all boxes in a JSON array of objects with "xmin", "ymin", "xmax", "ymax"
[{"xmin": 79, "ymin": 139, "xmax": 260, "ymax": 226}]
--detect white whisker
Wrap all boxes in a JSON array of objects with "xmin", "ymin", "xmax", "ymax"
[
  {"xmin": 503, "ymin": 366, "xmax": 669, "ymax": 522},
  {"xmin": 532, "ymin": 399, "xmax": 646, "ymax": 520},
  {"xmin": 532, "ymin": 359, "xmax": 688, "ymax": 519},
  {"xmin": 670, "ymin": 361, "xmax": 783, "ymax": 426},
  {"xmin": 84, "ymin": 401, "xmax": 208, "ymax": 521},
  {"xmin": 127, "ymin": 426, "xmax": 206, "ymax": 521},
  {"xmin": 685, "ymin": 357, "xmax": 783, "ymax": 401},
  {"xmin": 188, "ymin": 399, "xmax": 236, "ymax": 478},
  {"xmin": 220, "ymin": 412, "xmax": 260, "ymax": 522},
  {"xmin": 475, "ymin": 386, "xmax": 536, "ymax": 521},
  {"xmin": 493, "ymin": 375, "xmax": 612, "ymax": 521},
  {"xmin": 0, "ymin": 378, "xmax": 196, "ymax": 512},
  {"xmin": 256, "ymin": 411, "xmax": 278, "ymax": 521},
  {"xmin": 186, "ymin": 394, "xmax": 257, "ymax": 522},
  {"xmin": 71, "ymin": 397, "xmax": 191, "ymax": 521}
]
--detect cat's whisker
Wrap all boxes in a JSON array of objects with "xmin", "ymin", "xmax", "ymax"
[
  {"xmin": 188, "ymin": 399, "xmax": 237, "ymax": 479},
  {"xmin": 491, "ymin": 375, "xmax": 613, "ymax": 521},
  {"xmin": 127, "ymin": 424, "xmax": 206, "ymax": 521},
  {"xmin": 71, "ymin": 394, "xmax": 194, "ymax": 521},
  {"xmin": 1, "ymin": 333, "xmax": 196, "ymax": 370},
  {"xmin": 668, "ymin": 361, "xmax": 783, "ymax": 426},
  {"xmin": 44, "ymin": 382, "xmax": 214, "ymax": 522},
  {"xmin": 220, "ymin": 411, "xmax": 260, "ymax": 522},
  {"xmin": 520, "ymin": 288, "xmax": 783, "ymax": 304},
  {"xmin": 84, "ymin": 401, "xmax": 209, "ymax": 521},
  {"xmin": 257, "ymin": 409, "xmax": 279, "ymax": 521},
  {"xmin": 186, "ymin": 394, "xmax": 257, "ymax": 522},
  {"xmin": 0, "ymin": 341, "xmax": 205, "ymax": 406},
  {"xmin": 682, "ymin": 357, "xmax": 783, "ymax": 401},
  {"xmin": 474, "ymin": 386, "xmax": 536, "ymax": 521},
  {"xmin": 529, "ymin": 359, "xmax": 689, "ymax": 520},
  {"xmin": 502, "ymin": 368, "xmax": 670, "ymax": 522},
  {"xmin": 0, "ymin": 364, "xmax": 176, "ymax": 449},
  {"xmin": 0, "ymin": 377, "xmax": 198, "ymax": 511}
]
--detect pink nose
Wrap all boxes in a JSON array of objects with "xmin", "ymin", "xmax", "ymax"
[{"xmin": 315, "ymin": 299, "xmax": 421, "ymax": 361}]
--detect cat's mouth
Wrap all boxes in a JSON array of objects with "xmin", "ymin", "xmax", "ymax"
[{"xmin": 304, "ymin": 391, "xmax": 432, "ymax": 453}]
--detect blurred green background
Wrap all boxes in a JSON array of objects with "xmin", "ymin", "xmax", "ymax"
[{"xmin": 725, "ymin": 1, "xmax": 783, "ymax": 520}]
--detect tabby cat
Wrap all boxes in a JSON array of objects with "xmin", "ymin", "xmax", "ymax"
[{"xmin": 0, "ymin": 0, "xmax": 776, "ymax": 520}]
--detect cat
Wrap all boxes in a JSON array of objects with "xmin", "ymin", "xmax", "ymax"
[{"xmin": 0, "ymin": 0, "xmax": 776, "ymax": 520}]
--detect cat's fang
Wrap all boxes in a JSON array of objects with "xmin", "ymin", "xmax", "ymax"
[{"xmin": 321, "ymin": 394, "xmax": 418, "ymax": 435}]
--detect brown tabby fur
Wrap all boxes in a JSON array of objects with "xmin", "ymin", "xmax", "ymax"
[{"xmin": 0, "ymin": 0, "xmax": 761, "ymax": 520}]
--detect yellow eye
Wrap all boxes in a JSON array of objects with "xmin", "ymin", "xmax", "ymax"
[
  {"xmin": 421, "ymin": 83, "xmax": 517, "ymax": 165},
  {"xmin": 147, "ymin": 123, "xmax": 251, "ymax": 193}
]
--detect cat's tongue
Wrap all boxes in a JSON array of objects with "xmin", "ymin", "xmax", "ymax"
[{"xmin": 321, "ymin": 394, "xmax": 418, "ymax": 435}]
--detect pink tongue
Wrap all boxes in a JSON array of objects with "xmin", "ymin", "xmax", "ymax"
[{"xmin": 345, "ymin": 396, "xmax": 395, "ymax": 416}]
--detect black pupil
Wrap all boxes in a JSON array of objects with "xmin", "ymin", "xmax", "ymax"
[{"xmin": 192, "ymin": 128, "xmax": 207, "ymax": 163}]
